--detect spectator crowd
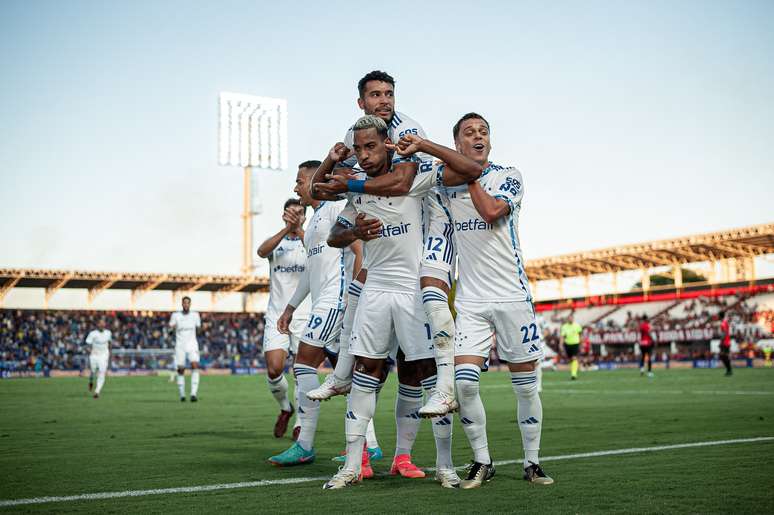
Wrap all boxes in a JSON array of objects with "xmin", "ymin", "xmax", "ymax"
[{"xmin": 0, "ymin": 309, "xmax": 266, "ymax": 373}]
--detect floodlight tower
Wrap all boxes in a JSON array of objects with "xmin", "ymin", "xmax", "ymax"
[{"xmin": 218, "ymin": 92, "xmax": 288, "ymax": 274}]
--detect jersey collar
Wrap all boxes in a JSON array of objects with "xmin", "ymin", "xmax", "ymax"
[{"xmin": 480, "ymin": 161, "xmax": 495, "ymax": 177}]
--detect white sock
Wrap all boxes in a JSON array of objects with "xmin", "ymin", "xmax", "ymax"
[
  {"xmin": 177, "ymin": 373, "xmax": 185, "ymax": 398},
  {"xmin": 333, "ymin": 280, "xmax": 363, "ymax": 384},
  {"xmin": 456, "ymin": 364, "xmax": 490, "ymax": 464},
  {"xmin": 512, "ymin": 370, "xmax": 542, "ymax": 467},
  {"xmin": 95, "ymin": 371, "xmax": 106, "ymax": 394},
  {"xmin": 395, "ymin": 383, "xmax": 423, "ymax": 456},
  {"xmin": 422, "ymin": 375, "xmax": 453, "ymax": 470},
  {"xmin": 267, "ymin": 374, "xmax": 291, "ymax": 411},
  {"xmin": 422, "ymin": 287, "xmax": 455, "ymax": 396},
  {"xmin": 366, "ymin": 419, "xmax": 379, "ymax": 449},
  {"xmin": 344, "ymin": 371, "xmax": 379, "ymax": 473},
  {"xmin": 294, "ymin": 364, "xmax": 320, "ymax": 451},
  {"xmin": 191, "ymin": 370, "xmax": 200, "ymax": 396},
  {"xmin": 293, "ymin": 377, "xmax": 301, "ymax": 429}
]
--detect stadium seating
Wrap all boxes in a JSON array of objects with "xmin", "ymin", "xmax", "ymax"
[{"xmin": 0, "ymin": 310, "xmax": 265, "ymax": 373}]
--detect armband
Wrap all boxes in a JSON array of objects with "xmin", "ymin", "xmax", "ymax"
[{"xmin": 347, "ymin": 179, "xmax": 366, "ymax": 193}]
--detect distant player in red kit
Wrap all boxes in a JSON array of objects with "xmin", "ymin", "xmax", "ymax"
[
  {"xmin": 639, "ymin": 315, "xmax": 654, "ymax": 377},
  {"xmin": 718, "ymin": 311, "xmax": 732, "ymax": 376},
  {"xmin": 581, "ymin": 329, "xmax": 592, "ymax": 370}
]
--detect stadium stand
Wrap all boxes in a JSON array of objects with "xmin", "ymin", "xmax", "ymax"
[
  {"xmin": 0, "ymin": 310, "xmax": 265, "ymax": 375},
  {"xmin": 540, "ymin": 285, "xmax": 774, "ymax": 365}
]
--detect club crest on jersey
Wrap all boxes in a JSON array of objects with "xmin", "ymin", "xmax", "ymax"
[
  {"xmin": 307, "ymin": 244, "xmax": 326, "ymax": 257},
  {"xmin": 380, "ymin": 222, "xmax": 411, "ymax": 238},
  {"xmin": 454, "ymin": 218, "xmax": 492, "ymax": 232}
]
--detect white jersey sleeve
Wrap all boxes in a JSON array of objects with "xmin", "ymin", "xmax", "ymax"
[
  {"xmin": 85, "ymin": 330, "xmax": 95, "ymax": 345},
  {"xmin": 486, "ymin": 166, "xmax": 524, "ymax": 213},
  {"xmin": 336, "ymin": 199, "xmax": 357, "ymax": 228},
  {"xmin": 408, "ymin": 160, "xmax": 442, "ymax": 197},
  {"xmin": 169, "ymin": 312, "xmax": 178, "ymax": 328}
]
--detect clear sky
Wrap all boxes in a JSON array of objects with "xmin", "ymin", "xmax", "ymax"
[{"xmin": 1, "ymin": 0, "xmax": 773, "ymax": 279}]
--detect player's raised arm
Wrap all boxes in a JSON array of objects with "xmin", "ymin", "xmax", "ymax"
[
  {"xmin": 468, "ymin": 181, "xmax": 510, "ymax": 223},
  {"xmin": 390, "ymin": 134, "xmax": 484, "ymax": 186},
  {"xmin": 317, "ymin": 161, "xmax": 418, "ymax": 198},
  {"xmin": 310, "ymin": 144, "xmax": 351, "ymax": 201},
  {"xmin": 470, "ymin": 167, "xmax": 524, "ymax": 223}
]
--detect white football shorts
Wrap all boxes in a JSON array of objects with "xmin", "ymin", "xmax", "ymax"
[
  {"xmin": 263, "ymin": 315, "xmax": 308, "ymax": 355},
  {"xmin": 175, "ymin": 342, "xmax": 200, "ymax": 366},
  {"xmin": 454, "ymin": 300, "xmax": 544, "ymax": 364},
  {"xmin": 89, "ymin": 352, "xmax": 109, "ymax": 373},
  {"xmin": 420, "ymin": 193, "xmax": 455, "ymax": 287},
  {"xmin": 299, "ymin": 303, "xmax": 341, "ymax": 354},
  {"xmin": 349, "ymin": 288, "xmax": 434, "ymax": 362}
]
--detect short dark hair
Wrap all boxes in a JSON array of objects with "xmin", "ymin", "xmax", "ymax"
[
  {"xmin": 182, "ymin": 296, "xmax": 191, "ymax": 302},
  {"xmin": 298, "ymin": 160, "xmax": 321, "ymax": 171},
  {"xmin": 284, "ymin": 198, "xmax": 302, "ymax": 210},
  {"xmin": 719, "ymin": 311, "xmax": 725, "ymax": 319},
  {"xmin": 353, "ymin": 115, "xmax": 389, "ymax": 140},
  {"xmin": 453, "ymin": 112, "xmax": 490, "ymax": 140},
  {"xmin": 358, "ymin": 70, "xmax": 395, "ymax": 98}
]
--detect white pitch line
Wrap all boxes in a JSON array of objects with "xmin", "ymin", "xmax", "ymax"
[
  {"xmin": 482, "ymin": 385, "xmax": 774, "ymax": 396},
  {"xmin": 1, "ymin": 436, "xmax": 772, "ymax": 508}
]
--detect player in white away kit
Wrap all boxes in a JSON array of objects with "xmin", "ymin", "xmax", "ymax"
[
  {"xmin": 321, "ymin": 115, "xmax": 484, "ymax": 490},
  {"xmin": 309, "ymin": 73, "xmax": 458, "ymax": 480},
  {"xmin": 268, "ymin": 161, "xmax": 363, "ymax": 467},
  {"xmin": 423, "ymin": 113, "xmax": 553, "ymax": 487},
  {"xmin": 257, "ymin": 197, "xmax": 310, "ymax": 440},
  {"xmin": 85, "ymin": 318, "xmax": 112, "ymax": 398},
  {"xmin": 310, "ymin": 71, "xmax": 448, "ymax": 470},
  {"xmin": 169, "ymin": 296, "xmax": 202, "ymax": 402}
]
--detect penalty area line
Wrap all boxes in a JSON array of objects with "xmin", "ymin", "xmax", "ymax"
[{"xmin": 1, "ymin": 436, "xmax": 772, "ymax": 507}]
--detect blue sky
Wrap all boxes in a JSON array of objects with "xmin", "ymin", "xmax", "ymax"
[{"xmin": 1, "ymin": 0, "xmax": 773, "ymax": 278}]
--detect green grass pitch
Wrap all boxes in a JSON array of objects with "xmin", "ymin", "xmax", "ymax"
[{"xmin": 1, "ymin": 368, "xmax": 773, "ymax": 514}]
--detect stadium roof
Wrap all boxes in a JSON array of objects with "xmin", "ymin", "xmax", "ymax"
[
  {"xmin": 0, "ymin": 269, "xmax": 269, "ymax": 302},
  {"xmin": 1, "ymin": 223, "xmax": 772, "ymax": 302},
  {"xmin": 525, "ymin": 222, "xmax": 774, "ymax": 281}
]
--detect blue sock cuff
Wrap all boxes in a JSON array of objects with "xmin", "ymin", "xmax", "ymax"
[
  {"xmin": 455, "ymin": 364, "xmax": 481, "ymax": 382},
  {"xmin": 398, "ymin": 383, "xmax": 423, "ymax": 399}
]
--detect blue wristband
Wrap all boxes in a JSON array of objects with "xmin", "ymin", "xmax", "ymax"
[{"xmin": 347, "ymin": 179, "xmax": 366, "ymax": 193}]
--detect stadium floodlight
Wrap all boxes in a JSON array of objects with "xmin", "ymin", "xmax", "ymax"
[{"xmin": 218, "ymin": 92, "xmax": 288, "ymax": 274}]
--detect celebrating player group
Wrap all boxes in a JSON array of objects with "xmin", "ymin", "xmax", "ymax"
[{"xmin": 259, "ymin": 70, "xmax": 553, "ymax": 490}]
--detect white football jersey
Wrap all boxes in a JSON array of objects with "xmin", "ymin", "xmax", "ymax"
[
  {"xmin": 169, "ymin": 311, "xmax": 201, "ymax": 348},
  {"xmin": 85, "ymin": 329, "xmax": 111, "ymax": 355},
  {"xmin": 337, "ymin": 162, "xmax": 435, "ymax": 292},
  {"xmin": 441, "ymin": 163, "xmax": 533, "ymax": 303},
  {"xmin": 266, "ymin": 236, "xmax": 310, "ymax": 322},
  {"xmin": 305, "ymin": 200, "xmax": 347, "ymax": 308},
  {"xmin": 339, "ymin": 111, "xmax": 431, "ymax": 168}
]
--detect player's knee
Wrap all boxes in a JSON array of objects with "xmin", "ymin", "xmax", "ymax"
[
  {"xmin": 177, "ymin": 367, "xmax": 185, "ymax": 375},
  {"xmin": 397, "ymin": 361, "xmax": 422, "ymax": 386},
  {"xmin": 455, "ymin": 378, "xmax": 480, "ymax": 399},
  {"xmin": 267, "ymin": 364, "xmax": 284, "ymax": 379},
  {"xmin": 354, "ymin": 357, "xmax": 382, "ymax": 377},
  {"xmin": 425, "ymin": 302, "xmax": 454, "ymax": 333},
  {"xmin": 513, "ymin": 380, "xmax": 538, "ymax": 398}
]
